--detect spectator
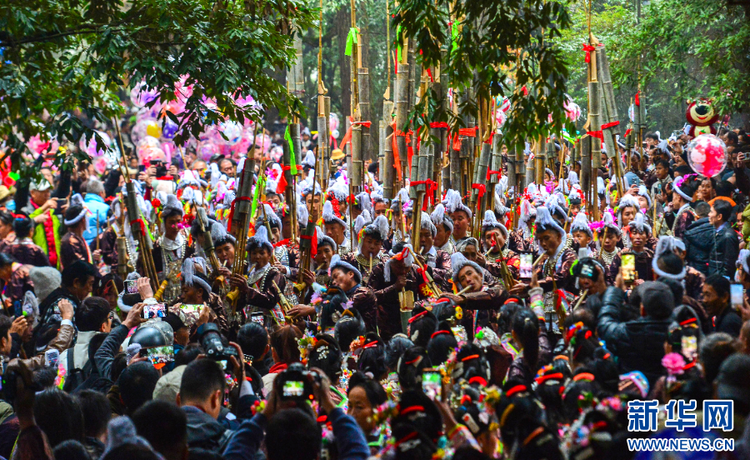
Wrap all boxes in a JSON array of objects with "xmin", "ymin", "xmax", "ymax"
[
  {"xmin": 118, "ymin": 362, "xmax": 160, "ymax": 416},
  {"xmin": 77, "ymin": 390, "xmax": 111, "ymax": 458},
  {"xmin": 703, "ymin": 275, "xmax": 743, "ymax": 337},
  {"xmin": 709, "ymin": 199, "xmax": 740, "ymax": 278},
  {"xmin": 133, "ymin": 400, "xmax": 189, "ymax": 460}
]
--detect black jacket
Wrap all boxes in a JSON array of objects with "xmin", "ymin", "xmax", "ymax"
[
  {"xmin": 683, "ymin": 217, "xmax": 713, "ymax": 276},
  {"xmin": 710, "ymin": 305, "xmax": 743, "ymax": 338},
  {"xmin": 183, "ymin": 406, "xmax": 233, "ymax": 452},
  {"xmin": 596, "ymin": 287, "xmax": 672, "ymax": 388},
  {"xmin": 709, "ymin": 224, "xmax": 739, "ymax": 279}
]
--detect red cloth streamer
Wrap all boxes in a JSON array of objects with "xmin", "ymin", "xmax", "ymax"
[
  {"xmin": 625, "ymin": 128, "xmax": 633, "ymax": 137},
  {"xmin": 273, "ymin": 238, "xmax": 291, "ymax": 248},
  {"xmin": 411, "ymin": 179, "xmax": 438, "ymax": 210},
  {"xmin": 276, "ymin": 165, "xmax": 296, "ymax": 194},
  {"xmin": 635, "ymin": 91, "xmax": 640, "ymax": 106},
  {"xmin": 451, "ymin": 127, "xmax": 478, "ymax": 151},
  {"xmin": 392, "ymin": 123, "xmax": 413, "ymax": 179},
  {"xmin": 129, "ymin": 219, "xmax": 146, "ymax": 235},
  {"xmin": 429, "ymin": 122, "xmax": 449, "ymax": 129},
  {"xmin": 601, "ymin": 121, "xmax": 620, "ymax": 130},
  {"xmin": 471, "ymin": 183, "xmax": 486, "ymax": 212},
  {"xmin": 483, "ymin": 131, "xmax": 495, "ymax": 145},
  {"xmin": 226, "ymin": 196, "xmax": 252, "ymax": 233},
  {"xmin": 486, "ymin": 169, "xmax": 502, "ymax": 182},
  {"xmin": 340, "ymin": 118, "xmax": 373, "ymax": 152},
  {"xmin": 582, "ymin": 44, "xmax": 596, "ymax": 63},
  {"xmin": 300, "ymin": 234, "xmax": 317, "ymax": 256}
]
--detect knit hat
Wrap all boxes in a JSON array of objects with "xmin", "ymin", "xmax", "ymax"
[
  {"xmin": 391, "ymin": 187, "xmax": 411, "ymax": 211},
  {"xmin": 456, "ymin": 237, "xmax": 480, "ymax": 253},
  {"xmin": 652, "ymin": 236, "xmax": 686, "ymax": 280},
  {"xmin": 362, "ymin": 215, "xmax": 389, "ymax": 242},
  {"xmin": 617, "ymin": 195, "xmax": 640, "ymax": 227},
  {"xmin": 329, "ymin": 254, "xmax": 362, "ymax": 284},
  {"xmin": 161, "ymin": 194, "xmax": 184, "ymax": 219},
  {"xmin": 420, "ymin": 211, "xmax": 437, "ymax": 238},
  {"xmin": 256, "ymin": 203, "xmax": 282, "ymax": 231},
  {"xmin": 247, "ymin": 225, "xmax": 273, "ymax": 253},
  {"xmin": 63, "ymin": 194, "xmax": 88, "ymax": 227},
  {"xmin": 354, "ymin": 209, "xmax": 372, "ymax": 237},
  {"xmin": 317, "ymin": 227, "xmax": 337, "ymax": 252},
  {"xmin": 430, "ymin": 203, "xmax": 453, "ymax": 233},
  {"xmin": 211, "ymin": 221, "xmax": 236, "ymax": 246},
  {"xmin": 570, "ymin": 212, "xmax": 592, "ymax": 237},
  {"xmin": 450, "ymin": 253, "xmax": 485, "ymax": 290},
  {"xmin": 322, "ymin": 200, "xmax": 347, "ymax": 228},
  {"xmin": 442, "ymin": 189, "xmax": 473, "ymax": 219},
  {"xmin": 182, "ymin": 257, "xmax": 212, "ymax": 295},
  {"xmin": 628, "ymin": 212, "xmax": 652, "ymax": 235},
  {"xmin": 481, "ymin": 210, "xmax": 508, "ymax": 239},
  {"xmin": 29, "ymin": 267, "xmax": 61, "ymax": 303}
]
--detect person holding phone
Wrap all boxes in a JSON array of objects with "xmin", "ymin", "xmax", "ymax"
[{"xmin": 614, "ymin": 213, "xmax": 655, "ymax": 284}]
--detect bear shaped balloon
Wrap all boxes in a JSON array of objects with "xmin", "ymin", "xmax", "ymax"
[{"xmin": 685, "ymin": 99, "xmax": 720, "ymax": 137}]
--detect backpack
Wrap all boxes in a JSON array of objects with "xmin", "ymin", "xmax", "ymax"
[{"xmin": 63, "ymin": 348, "xmax": 92, "ymax": 393}]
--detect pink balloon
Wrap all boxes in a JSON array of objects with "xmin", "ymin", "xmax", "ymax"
[
  {"xmin": 198, "ymin": 141, "xmax": 220, "ymax": 161},
  {"xmin": 687, "ymin": 134, "xmax": 727, "ymax": 178}
]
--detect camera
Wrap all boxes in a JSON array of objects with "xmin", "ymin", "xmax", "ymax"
[
  {"xmin": 275, "ymin": 362, "xmax": 321, "ymax": 403},
  {"xmin": 198, "ymin": 323, "xmax": 239, "ymax": 362}
]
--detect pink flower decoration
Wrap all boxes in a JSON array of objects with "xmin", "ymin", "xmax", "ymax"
[{"xmin": 662, "ymin": 352, "xmax": 685, "ymax": 376}]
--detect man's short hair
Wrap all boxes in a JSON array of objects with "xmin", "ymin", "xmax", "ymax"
[
  {"xmin": 265, "ymin": 408, "xmax": 322, "ymax": 460},
  {"xmin": 705, "ymin": 274, "xmax": 730, "ymax": 298},
  {"xmin": 655, "ymin": 159, "xmax": 670, "ymax": 171},
  {"xmin": 179, "ymin": 359, "xmax": 225, "ymax": 402},
  {"xmin": 639, "ymin": 281, "xmax": 674, "ymax": 319},
  {"xmin": 132, "ymin": 400, "xmax": 188, "ymax": 460},
  {"xmin": 694, "ymin": 201, "xmax": 711, "ymax": 218},
  {"xmin": 86, "ymin": 178, "xmax": 105, "ymax": 195},
  {"xmin": 77, "ymin": 390, "xmax": 111, "ymax": 439},
  {"xmin": 75, "ymin": 297, "xmax": 112, "ymax": 332},
  {"xmin": 712, "ymin": 199, "xmax": 733, "ymax": 224},
  {"xmin": 0, "ymin": 315, "xmax": 12, "ymax": 342},
  {"xmin": 61, "ymin": 261, "xmax": 96, "ymax": 288},
  {"xmin": 118, "ymin": 362, "xmax": 160, "ymax": 414}
]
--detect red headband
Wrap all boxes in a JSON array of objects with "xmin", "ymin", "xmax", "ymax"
[
  {"xmin": 679, "ymin": 317, "xmax": 698, "ymax": 326},
  {"xmin": 468, "ymin": 376, "xmax": 488, "ymax": 386},
  {"xmin": 573, "ymin": 372, "xmax": 595, "ymax": 382},
  {"xmin": 408, "ymin": 310, "xmax": 429, "ymax": 324},
  {"xmin": 430, "ymin": 330, "xmax": 450, "ymax": 339},
  {"xmin": 461, "ymin": 354, "xmax": 479, "ymax": 362},
  {"xmin": 535, "ymin": 372, "xmax": 564, "ymax": 384},
  {"xmin": 505, "ymin": 385, "xmax": 527, "ymax": 398}
]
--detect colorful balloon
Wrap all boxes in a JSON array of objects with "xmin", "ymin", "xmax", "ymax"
[
  {"xmin": 161, "ymin": 119, "xmax": 179, "ymax": 140},
  {"xmin": 145, "ymin": 120, "xmax": 162, "ymax": 139},
  {"xmin": 687, "ymin": 134, "xmax": 727, "ymax": 178}
]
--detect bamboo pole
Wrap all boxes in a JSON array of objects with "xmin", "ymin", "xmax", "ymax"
[
  {"xmin": 395, "ymin": 46, "xmax": 409, "ymax": 187},
  {"xmin": 383, "ymin": 101, "xmax": 395, "ymax": 199}
]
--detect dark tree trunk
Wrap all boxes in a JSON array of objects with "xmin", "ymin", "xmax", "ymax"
[{"xmin": 336, "ymin": 6, "xmax": 351, "ymax": 121}]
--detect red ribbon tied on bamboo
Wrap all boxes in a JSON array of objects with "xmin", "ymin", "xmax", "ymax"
[
  {"xmin": 225, "ymin": 196, "xmax": 252, "ymax": 233},
  {"xmin": 410, "ymin": 179, "xmax": 438, "ymax": 211},
  {"xmin": 582, "ymin": 44, "xmax": 596, "ymax": 63},
  {"xmin": 339, "ymin": 118, "xmax": 373, "ymax": 152},
  {"xmin": 471, "ymin": 184, "xmax": 486, "ymax": 212}
]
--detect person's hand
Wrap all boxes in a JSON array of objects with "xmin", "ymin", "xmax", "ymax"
[
  {"xmin": 33, "ymin": 213, "xmax": 50, "ymax": 224},
  {"xmin": 227, "ymin": 342, "xmax": 245, "ymax": 384},
  {"xmin": 137, "ymin": 171, "xmax": 148, "ymax": 183},
  {"xmin": 230, "ymin": 274, "xmax": 250, "ymax": 293},
  {"xmin": 435, "ymin": 399, "xmax": 458, "ymax": 433},
  {"xmin": 262, "ymin": 390, "xmax": 279, "ymax": 418},
  {"xmin": 509, "ymin": 282, "xmax": 528, "ymax": 297},
  {"xmin": 415, "ymin": 254, "xmax": 427, "ymax": 267},
  {"xmin": 128, "ymin": 356, "xmax": 149, "ymax": 366},
  {"xmin": 310, "ymin": 367, "xmax": 335, "ymax": 413},
  {"xmin": 393, "ymin": 274, "xmax": 407, "ymax": 291},
  {"xmin": 93, "ymin": 249, "xmax": 102, "ymax": 263},
  {"xmin": 301, "ymin": 269, "xmax": 315, "ymax": 286},
  {"xmin": 287, "ymin": 305, "xmax": 316, "ymax": 319},
  {"xmin": 10, "ymin": 316, "xmax": 28, "ymax": 336},
  {"xmin": 196, "ymin": 306, "xmax": 211, "ymax": 327},
  {"xmin": 123, "ymin": 303, "xmax": 146, "ymax": 329},
  {"xmin": 530, "ymin": 264, "xmax": 540, "ymax": 289},
  {"xmin": 58, "ymin": 299, "xmax": 74, "ymax": 321},
  {"xmin": 218, "ymin": 266, "xmax": 232, "ymax": 278},
  {"xmin": 475, "ymin": 253, "xmax": 487, "ymax": 268},
  {"xmin": 626, "ymin": 185, "xmax": 639, "ymax": 196},
  {"xmin": 738, "ymin": 298, "xmax": 750, "ymax": 322},
  {"xmin": 441, "ymin": 294, "xmax": 465, "ymax": 305},
  {"xmin": 615, "ymin": 271, "xmax": 625, "ymax": 290},
  {"xmin": 137, "ymin": 277, "xmax": 154, "ymax": 299}
]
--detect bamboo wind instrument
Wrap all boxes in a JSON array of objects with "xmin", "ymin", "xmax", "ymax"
[
  {"xmin": 196, "ymin": 207, "xmax": 221, "ymax": 274},
  {"xmin": 225, "ymin": 151, "xmax": 257, "ymax": 312}
]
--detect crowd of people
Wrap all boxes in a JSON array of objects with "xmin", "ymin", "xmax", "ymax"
[{"xmin": 0, "ymin": 121, "xmax": 750, "ymax": 460}]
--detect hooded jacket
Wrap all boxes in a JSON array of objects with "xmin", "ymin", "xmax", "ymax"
[
  {"xmin": 596, "ymin": 287, "xmax": 672, "ymax": 388},
  {"xmin": 682, "ymin": 217, "xmax": 713, "ymax": 275}
]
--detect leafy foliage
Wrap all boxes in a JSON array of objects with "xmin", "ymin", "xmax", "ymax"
[
  {"xmin": 0, "ymin": 0, "xmax": 314, "ymax": 172},
  {"xmin": 394, "ymin": 0, "xmax": 576, "ymax": 147}
]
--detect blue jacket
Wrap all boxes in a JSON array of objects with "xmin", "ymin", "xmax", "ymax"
[
  {"xmin": 83, "ymin": 194, "xmax": 110, "ymax": 244},
  {"xmin": 223, "ymin": 408, "xmax": 369, "ymax": 460}
]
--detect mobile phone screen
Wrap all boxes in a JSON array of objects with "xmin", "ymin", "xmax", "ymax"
[
  {"xmin": 622, "ymin": 254, "xmax": 636, "ymax": 284},
  {"xmin": 520, "ymin": 253, "xmax": 533, "ymax": 279},
  {"xmin": 283, "ymin": 380, "xmax": 305, "ymax": 398},
  {"xmin": 143, "ymin": 303, "xmax": 166, "ymax": 319},
  {"xmin": 250, "ymin": 313, "xmax": 265, "ymax": 326},
  {"xmin": 422, "ymin": 369, "xmax": 442, "ymax": 401},
  {"xmin": 731, "ymin": 284, "xmax": 744, "ymax": 309},
  {"xmin": 125, "ymin": 280, "xmax": 138, "ymax": 295}
]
